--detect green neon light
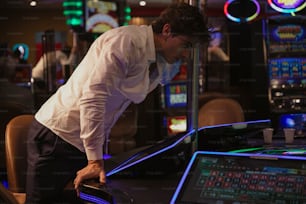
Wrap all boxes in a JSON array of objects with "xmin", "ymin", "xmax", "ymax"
[
  {"xmin": 66, "ymin": 18, "xmax": 82, "ymax": 26},
  {"xmin": 63, "ymin": 10, "xmax": 83, "ymax": 16},
  {"xmin": 63, "ymin": 0, "xmax": 83, "ymax": 26},
  {"xmin": 229, "ymin": 147, "xmax": 264, "ymax": 153},
  {"xmin": 125, "ymin": 16, "xmax": 131, "ymax": 21},
  {"xmin": 63, "ymin": 1, "xmax": 83, "ymax": 7},
  {"xmin": 124, "ymin": 6, "xmax": 131, "ymax": 23},
  {"xmin": 124, "ymin": 6, "xmax": 131, "ymax": 13}
]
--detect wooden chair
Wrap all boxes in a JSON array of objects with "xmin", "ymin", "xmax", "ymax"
[
  {"xmin": 0, "ymin": 183, "xmax": 19, "ymax": 204},
  {"xmin": 0, "ymin": 102, "xmax": 30, "ymax": 173},
  {"xmin": 5, "ymin": 114, "xmax": 34, "ymax": 204},
  {"xmin": 5, "ymin": 114, "xmax": 79, "ymax": 204}
]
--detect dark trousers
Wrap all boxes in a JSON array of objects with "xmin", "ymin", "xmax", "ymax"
[{"xmin": 26, "ymin": 119, "xmax": 87, "ymax": 204}]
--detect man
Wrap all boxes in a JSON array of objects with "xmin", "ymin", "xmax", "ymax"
[{"xmin": 26, "ymin": 3, "xmax": 209, "ymax": 203}]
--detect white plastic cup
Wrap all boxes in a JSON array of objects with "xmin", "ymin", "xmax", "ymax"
[
  {"xmin": 283, "ymin": 128, "xmax": 295, "ymax": 144},
  {"xmin": 263, "ymin": 128, "xmax": 273, "ymax": 144}
]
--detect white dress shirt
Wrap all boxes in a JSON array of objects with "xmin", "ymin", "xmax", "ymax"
[{"xmin": 35, "ymin": 25, "xmax": 161, "ymax": 160}]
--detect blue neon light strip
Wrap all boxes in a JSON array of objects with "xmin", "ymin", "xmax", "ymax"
[
  {"xmin": 79, "ymin": 192, "xmax": 111, "ymax": 204},
  {"xmin": 106, "ymin": 129, "xmax": 195, "ymax": 177},
  {"xmin": 170, "ymin": 150, "xmax": 198, "ymax": 204},
  {"xmin": 198, "ymin": 119, "xmax": 271, "ymax": 131},
  {"xmin": 170, "ymin": 151, "xmax": 306, "ymax": 204},
  {"xmin": 107, "ymin": 119, "xmax": 271, "ymax": 177}
]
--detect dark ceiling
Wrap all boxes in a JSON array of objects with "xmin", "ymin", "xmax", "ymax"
[{"xmin": 0, "ymin": 0, "xmax": 174, "ymax": 10}]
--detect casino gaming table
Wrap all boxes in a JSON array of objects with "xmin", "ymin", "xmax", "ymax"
[{"xmin": 79, "ymin": 121, "xmax": 306, "ymax": 203}]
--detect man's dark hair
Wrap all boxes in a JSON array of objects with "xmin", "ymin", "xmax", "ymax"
[{"xmin": 151, "ymin": 3, "xmax": 210, "ymax": 43}]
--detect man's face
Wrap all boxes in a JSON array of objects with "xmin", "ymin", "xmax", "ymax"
[{"xmin": 159, "ymin": 24, "xmax": 194, "ymax": 64}]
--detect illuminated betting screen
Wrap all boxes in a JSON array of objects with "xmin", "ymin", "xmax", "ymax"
[
  {"xmin": 85, "ymin": 0, "xmax": 119, "ymax": 33},
  {"xmin": 268, "ymin": 23, "xmax": 306, "ymax": 55},
  {"xmin": 267, "ymin": 0, "xmax": 306, "ymax": 13},
  {"xmin": 164, "ymin": 82, "xmax": 187, "ymax": 108},
  {"xmin": 268, "ymin": 20, "xmax": 306, "ymax": 86},
  {"xmin": 167, "ymin": 116, "xmax": 187, "ymax": 135},
  {"xmin": 268, "ymin": 57, "xmax": 306, "ymax": 87},
  {"xmin": 279, "ymin": 113, "xmax": 306, "ymax": 135}
]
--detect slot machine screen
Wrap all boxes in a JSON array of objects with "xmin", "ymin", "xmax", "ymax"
[
  {"xmin": 164, "ymin": 82, "xmax": 187, "ymax": 108},
  {"xmin": 279, "ymin": 113, "xmax": 306, "ymax": 136},
  {"xmin": 167, "ymin": 115, "xmax": 187, "ymax": 135},
  {"xmin": 268, "ymin": 57, "xmax": 306, "ymax": 87},
  {"xmin": 85, "ymin": 0, "xmax": 121, "ymax": 33},
  {"xmin": 268, "ymin": 22, "xmax": 306, "ymax": 55},
  {"xmin": 267, "ymin": 17, "xmax": 306, "ymax": 112}
]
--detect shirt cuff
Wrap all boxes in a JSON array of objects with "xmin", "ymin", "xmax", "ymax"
[{"xmin": 85, "ymin": 147, "xmax": 104, "ymax": 161}]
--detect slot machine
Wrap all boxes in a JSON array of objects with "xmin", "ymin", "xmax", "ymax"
[
  {"xmin": 265, "ymin": 12, "xmax": 306, "ymax": 137},
  {"xmin": 161, "ymin": 64, "xmax": 189, "ymax": 137}
]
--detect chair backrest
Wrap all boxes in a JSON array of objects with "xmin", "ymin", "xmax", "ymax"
[
  {"xmin": 5, "ymin": 114, "xmax": 34, "ymax": 193},
  {"xmin": 198, "ymin": 98, "xmax": 244, "ymax": 128},
  {"xmin": 0, "ymin": 102, "xmax": 30, "ymax": 171},
  {"xmin": 0, "ymin": 183, "xmax": 19, "ymax": 204}
]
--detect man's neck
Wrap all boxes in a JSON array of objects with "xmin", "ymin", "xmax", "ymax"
[{"xmin": 153, "ymin": 33, "xmax": 164, "ymax": 53}]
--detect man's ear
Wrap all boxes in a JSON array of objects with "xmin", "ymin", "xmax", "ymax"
[{"xmin": 162, "ymin": 24, "xmax": 172, "ymax": 39}]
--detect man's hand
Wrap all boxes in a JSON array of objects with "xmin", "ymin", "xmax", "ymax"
[{"xmin": 73, "ymin": 159, "xmax": 106, "ymax": 195}]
